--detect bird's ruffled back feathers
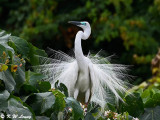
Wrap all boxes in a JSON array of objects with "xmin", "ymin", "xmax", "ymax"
[
  {"xmin": 33, "ymin": 48, "xmax": 79, "ymax": 97},
  {"xmin": 88, "ymin": 51, "xmax": 131, "ymax": 109},
  {"xmin": 34, "ymin": 49, "xmax": 131, "ymax": 110}
]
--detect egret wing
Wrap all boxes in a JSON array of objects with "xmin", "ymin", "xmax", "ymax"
[
  {"xmin": 88, "ymin": 51, "xmax": 131, "ymax": 109},
  {"xmin": 33, "ymin": 49, "xmax": 79, "ymax": 96}
]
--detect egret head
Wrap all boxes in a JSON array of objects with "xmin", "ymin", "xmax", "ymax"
[{"xmin": 68, "ymin": 21, "xmax": 91, "ymax": 39}]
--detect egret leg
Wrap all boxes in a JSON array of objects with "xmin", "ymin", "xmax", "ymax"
[
  {"xmin": 74, "ymin": 89, "xmax": 79, "ymax": 100},
  {"xmin": 85, "ymin": 89, "xmax": 90, "ymax": 103}
]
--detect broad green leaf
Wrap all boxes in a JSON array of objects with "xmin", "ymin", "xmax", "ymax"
[
  {"xmin": 0, "ymin": 44, "xmax": 8, "ymax": 63},
  {"xmin": 14, "ymin": 66, "xmax": 25, "ymax": 93},
  {"xmin": 0, "ymin": 52, "xmax": 25, "ymax": 93},
  {"xmin": 140, "ymin": 106, "xmax": 160, "ymax": 120},
  {"xmin": 0, "ymin": 80, "xmax": 5, "ymax": 91},
  {"xmin": 0, "ymin": 94, "xmax": 35, "ymax": 120},
  {"xmin": 85, "ymin": 112, "xmax": 95, "ymax": 120},
  {"xmin": 52, "ymin": 90, "xmax": 65, "ymax": 112},
  {"xmin": 144, "ymin": 93, "xmax": 160, "ymax": 108},
  {"xmin": 0, "ymin": 69, "xmax": 16, "ymax": 93},
  {"xmin": 55, "ymin": 81, "xmax": 69, "ymax": 97},
  {"xmin": 0, "ymin": 31, "xmax": 14, "ymax": 53},
  {"xmin": 25, "ymin": 71, "xmax": 49, "ymax": 92},
  {"xmin": 0, "ymin": 44, "xmax": 6, "ymax": 55},
  {"xmin": 25, "ymin": 71, "xmax": 46, "ymax": 86},
  {"xmin": 26, "ymin": 92, "xmax": 55, "ymax": 114},
  {"xmin": 7, "ymin": 98, "xmax": 34, "ymax": 120},
  {"xmin": 141, "ymin": 89, "xmax": 153, "ymax": 104},
  {"xmin": 10, "ymin": 36, "xmax": 29, "ymax": 58},
  {"xmin": 59, "ymin": 83, "xmax": 68, "ymax": 97},
  {"xmin": 152, "ymin": 88, "xmax": 160, "ymax": 94},
  {"xmin": 121, "ymin": 93, "xmax": 144, "ymax": 117},
  {"xmin": 0, "ymin": 90, "xmax": 10, "ymax": 110},
  {"xmin": 65, "ymin": 97, "xmax": 83, "ymax": 120},
  {"xmin": 136, "ymin": 88, "xmax": 143, "ymax": 96},
  {"xmin": 19, "ymin": 84, "xmax": 38, "ymax": 96},
  {"xmin": 36, "ymin": 81, "xmax": 51, "ymax": 92},
  {"xmin": 10, "ymin": 95, "xmax": 36, "ymax": 119},
  {"xmin": 28, "ymin": 43, "xmax": 47, "ymax": 65}
]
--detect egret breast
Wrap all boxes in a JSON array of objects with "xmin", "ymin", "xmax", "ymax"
[{"xmin": 76, "ymin": 70, "xmax": 90, "ymax": 92}]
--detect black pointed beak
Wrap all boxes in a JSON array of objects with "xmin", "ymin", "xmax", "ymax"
[{"xmin": 68, "ymin": 21, "xmax": 81, "ymax": 26}]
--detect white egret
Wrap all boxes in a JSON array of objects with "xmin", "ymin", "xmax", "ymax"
[{"xmin": 35, "ymin": 21, "xmax": 131, "ymax": 109}]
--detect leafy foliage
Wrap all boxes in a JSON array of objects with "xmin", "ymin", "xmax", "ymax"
[
  {"xmin": 1, "ymin": 0, "xmax": 160, "ymax": 83},
  {"xmin": 65, "ymin": 97, "xmax": 84, "ymax": 120},
  {"xmin": 1, "ymin": 1, "xmax": 160, "ymax": 119},
  {"xmin": 120, "ymin": 93, "xmax": 144, "ymax": 117},
  {"xmin": 140, "ymin": 106, "xmax": 160, "ymax": 120},
  {"xmin": 26, "ymin": 92, "xmax": 56, "ymax": 114}
]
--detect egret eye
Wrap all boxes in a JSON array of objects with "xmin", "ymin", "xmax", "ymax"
[{"xmin": 81, "ymin": 22, "xmax": 86, "ymax": 26}]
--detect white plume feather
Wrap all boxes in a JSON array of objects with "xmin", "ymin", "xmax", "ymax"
[{"xmin": 34, "ymin": 49, "xmax": 131, "ymax": 109}]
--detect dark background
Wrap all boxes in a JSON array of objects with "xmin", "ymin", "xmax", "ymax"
[{"xmin": 1, "ymin": 0, "xmax": 160, "ymax": 84}]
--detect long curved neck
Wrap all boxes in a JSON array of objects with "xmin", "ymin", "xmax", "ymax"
[{"xmin": 75, "ymin": 31, "xmax": 85, "ymax": 70}]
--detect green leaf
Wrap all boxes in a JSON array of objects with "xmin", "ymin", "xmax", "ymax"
[
  {"xmin": 19, "ymin": 84, "xmax": 38, "ymax": 96},
  {"xmin": 0, "ymin": 69, "xmax": 16, "ymax": 93},
  {"xmin": 7, "ymin": 98, "xmax": 34, "ymax": 120},
  {"xmin": 0, "ymin": 94, "xmax": 35, "ymax": 120},
  {"xmin": 121, "ymin": 93, "xmax": 144, "ymax": 117},
  {"xmin": 28, "ymin": 43, "xmax": 47, "ymax": 65},
  {"xmin": 25, "ymin": 71, "xmax": 46, "ymax": 86},
  {"xmin": 0, "ymin": 44, "xmax": 8, "ymax": 63},
  {"xmin": 144, "ymin": 93, "xmax": 160, "ymax": 108},
  {"xmin": 59, "ymin": 83, "xmax": 68, "ymax": 97},
  {"xmin": 10, "ymin": 36, "xmax": 29, "ymax": 58},
  {"xmin": 136, "ymin": 88, "xmax": 143, "ymax": 96},
  {"xmin": 65, "ymin": 97, "xmax": 83, "ymax": 120},
  {"xmin": 26, "ymin": 92, "xmax": 55, "ymax": 114},
  {"xmin": 152, "ymin": 88, "xmax": 160, "ymax": 94},
  {"xmin": 52, "ymin": 90, "xmax": 65, "ymax": 112},
  {"xmin": 10, "ymin": 95, "xmax": 36, "ymax": 119},
  {"xmin": 85, "ymin": 112, "xmax": 95, "ymax": 120},
  {"xmin": 36, "ymin": 81, "xmax": 51, "ymax": 92},
  {"xmin": 0, "ymin": 80, "xmax": 5, "ymax": 91},
  {"xmin": 140, "ymin": 106, "xmax": 160, "ymax": 120},
  {"xmin": 25, "ymin": 71, "xmax": 49, "ymax": 92},
  {"xmin": 55, "ymin": 81, "xmax": 69, "ymax": 97},
  {"xmin": 0, "ymin": 31, "xmax": 14, "ymax": 53},
  {"xmin": 14, "ymin": 66, "xmax": 25, "ymax": 93},
  {"xmin": 141, "ymin": 89, "xmax": 154, "ymax": 104},
  {"xmin": 0, "ymin": 90, "xmax": 10, "ymax": 111},
  {"xmin": 0, "ymin": 44, "xmax": 6, "ymax": 53}
]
